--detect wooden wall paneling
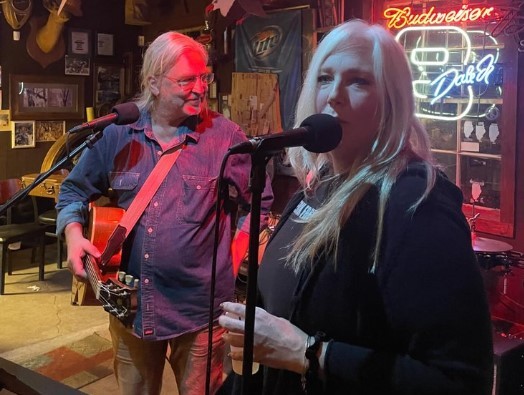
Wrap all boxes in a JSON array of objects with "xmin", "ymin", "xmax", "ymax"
[{"xmin": 0, "ymin": 0, "xmax": 142, "ymax": 180}]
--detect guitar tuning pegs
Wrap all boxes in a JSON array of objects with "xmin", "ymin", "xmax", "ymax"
[
  {"xmin": 124, "ymin": 274, "xmax": 134, "ymax": 286},
  {"xmin": 118, "ymin": 271, "xmax": 138, "ymax": 288},
  {"xmin": 118, "ymin": 271, "xmax": 126, "ymax": 282}
]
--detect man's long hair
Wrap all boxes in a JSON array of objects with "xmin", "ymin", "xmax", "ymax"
[{"xmin": 134, "ymin": 31, "xmax": 209, "ymax": 113}]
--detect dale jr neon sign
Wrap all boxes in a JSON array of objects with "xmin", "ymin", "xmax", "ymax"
[{"xmin": 385, "ymin": 5, "xmax": 503, "ymax": 121}]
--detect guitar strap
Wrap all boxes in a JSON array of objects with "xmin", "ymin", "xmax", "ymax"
[{"xmin": 99, "ymin": 140, "xmax": 186, "ymax": 267}]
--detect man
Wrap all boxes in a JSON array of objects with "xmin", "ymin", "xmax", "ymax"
[{"xmin": 56, "ymin": 31, "xmax": 273, "ymax": 395}]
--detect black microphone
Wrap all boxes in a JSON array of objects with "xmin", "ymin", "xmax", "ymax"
[
  {"xmin": 228, "ymin": 114, "xmax": 342, "ymax": 155},
  {"xmin": 69, "ymin": 102, "xmax": 140, "ymax": 133}
]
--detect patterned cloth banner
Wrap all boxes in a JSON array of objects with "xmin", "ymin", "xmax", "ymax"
[{"xmin": 235, "ymin": 10, "xmax": 302, "ymax": 130}]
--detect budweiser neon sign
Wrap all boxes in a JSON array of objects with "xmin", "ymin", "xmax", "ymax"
[{"xmin": 384, "ymin": 5, "xmax": 497, "ymax": 29}]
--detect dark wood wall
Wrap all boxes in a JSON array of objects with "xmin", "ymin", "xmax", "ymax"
[
  {"xmin": 1, "ymin": 0, "xmax": 523, "ymax": 251},
  {"xmin": 142, "ymin": 0, "xmax": 238, "ymax": 101},
  {"xmin": 0, "ymin": 0, "xmax": 142, "ymax": 179},
  {"xmin": 512, "ymin": 52, "xmax": 524, "ymax": 251},
  {"xmin": 0, "ymin": 0, "xmax": 357, "ymax": 178}
]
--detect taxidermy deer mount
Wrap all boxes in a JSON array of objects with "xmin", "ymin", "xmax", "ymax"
[{"xmin": 26, "ymin": 0, "xmax": 82, "ymax": 68}]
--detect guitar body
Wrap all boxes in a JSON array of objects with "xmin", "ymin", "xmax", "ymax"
[
  {"xmin": 87, "ymin": 205, "xmax": 126, "ymax": 280},
  {"xmin": 80, "ymin": 206, "xmax": 138, "ymax": 326}
]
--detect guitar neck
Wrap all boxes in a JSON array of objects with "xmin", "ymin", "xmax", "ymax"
[{"xmin": 84, "ymin": 256, "xmax": 102, "ymax": 299}]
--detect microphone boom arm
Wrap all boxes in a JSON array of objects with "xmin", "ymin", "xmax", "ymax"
[{"xmin": 0, "ymin": 131, "xmax": 104, "ymax": 216}]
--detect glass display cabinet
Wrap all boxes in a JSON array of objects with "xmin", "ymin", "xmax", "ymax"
[{"xmin": 381, "ymin": 0, "xmax": 518, "ymax": 237}]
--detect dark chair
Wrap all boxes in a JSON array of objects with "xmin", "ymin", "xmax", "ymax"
[
  {"xmin": 0, "ymin": 179, "xmax": 47, "ymax": 295},
  {"xmin": 38, "ymin": 208, "xmax": 64, "ymax": 269}
]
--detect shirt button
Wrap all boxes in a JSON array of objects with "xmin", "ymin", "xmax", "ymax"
[
  {"xmin": 153, "ymin": 201, "xmax": 158, "ymax": 207},
  {"xmin": 144, "ymin": 278, "xmax": 150, "ymax": 284},
  {"xmin": 144, "ymin": 253, "xmax": 149, "ymax": 259},
  {"xmin": 148, "ymin": 227, "xmax": 153, "ymax": 233},
  {"xmin": 196, "ymin": 185, "xmax": 202, "ymax": 190},
  {"xmin": 157, "ymin": 150, "xmax": 162, "ymax": 156}
]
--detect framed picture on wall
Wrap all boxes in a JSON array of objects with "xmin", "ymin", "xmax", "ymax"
[
  {"xmin": 68, "ymin": 28, "xmax": 91, "ymax": 56},
  {"xmin": 65, "ymin": 55, "xmax": 90, "ymax": 76},
  {"xmin": 94, "ymin": 64, "xmax": 124, "ymax": 116},
  {"xmin": 35, "ymin": 120, "xmax": 66, "ymax": 142},
  {"xmin": 97, "ymin": 33, "xmax": 114, "ymax": 56},
  {"xmin": 11, "ymin": 121, "xmax": 35, "ymax": 148},
  {"xmin": 9, "ymin": 74, "xmax": 85, "ymax": 121},
  {"xmin": 0, "ymin": 109, "xmax": 10, "ymax": 131}
]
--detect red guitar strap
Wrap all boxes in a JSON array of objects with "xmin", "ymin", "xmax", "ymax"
[{"xmin": 100, "ymin": 141, "xmax": 186, "ymax": 267}]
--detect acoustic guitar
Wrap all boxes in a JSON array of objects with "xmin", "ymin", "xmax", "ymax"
[{"xmin": 83, "ymin": 205, "xmax": 138, "ymax": 327}]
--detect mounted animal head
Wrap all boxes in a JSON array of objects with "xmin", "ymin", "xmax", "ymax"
[
  {"xmin": 2, "ymin": 0, "xmax": 33, "ymax": 30},
  {"xmin": 25, "ymin": 0, "xmax": 83, "ymax": 67}
]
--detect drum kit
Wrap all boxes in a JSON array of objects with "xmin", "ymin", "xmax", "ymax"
[
  {"xmin": 473, "ymin": 235, "xmax": 513, "ymax": 254},
  {"xmin": 472, "ymin": 233, "xmax": 515, "ymax": 270},
  {"xmin": 470, "ymin": 220, "xmax": 524, "ymax": 337},
  {"xmin": 464, "ymin": 200, "xmax": 524, "ymax": 337},
  {"xmin": 468, "ymin": 210, "xmax": 516, "ymax": 269}
]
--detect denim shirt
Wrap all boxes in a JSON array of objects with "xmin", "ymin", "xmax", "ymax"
[{"xmin": 56, "ymin": 109, "xmax": 274, "ymax": 340}]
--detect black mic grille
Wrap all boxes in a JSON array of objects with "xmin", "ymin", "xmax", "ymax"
[
  {"xmin": 112, "ymin": 102, "xmax": 140, "ymax": 125},
  {"xmin": 301, "ymin": 113, "xmax": 342, "ymax": 153}
]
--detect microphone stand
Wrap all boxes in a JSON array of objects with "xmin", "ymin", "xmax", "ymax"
[
  {"xmin": 0, "ymin": 130, "xmax": 103, "ymax": 216},
  {"xmin": 241, "ymin": 149, "xmax": 270, "ymax": 395}
]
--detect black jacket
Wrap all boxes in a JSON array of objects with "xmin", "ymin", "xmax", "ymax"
[{"xmin": 251, "ymin": 164, "xmax": 493, "ymax": 395}]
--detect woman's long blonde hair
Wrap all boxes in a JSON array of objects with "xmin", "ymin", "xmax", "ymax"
[{"xmin": 286, "ymin": 19, "xmax": 436, "ymax": 272}]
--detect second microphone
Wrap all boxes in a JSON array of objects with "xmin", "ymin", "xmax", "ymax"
[{"xmin": 228, "ymin": 113, "xmax": 342, "ymax": 155}]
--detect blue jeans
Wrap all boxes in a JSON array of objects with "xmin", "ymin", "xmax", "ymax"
[{"xmin": 109, "ymin": 315, "xmax": 225, "ymax": 395}]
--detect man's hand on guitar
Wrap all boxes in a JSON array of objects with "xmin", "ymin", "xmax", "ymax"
[{"xmin": 64, "ymin": 222, "xmax": 101, "ymax": 282}]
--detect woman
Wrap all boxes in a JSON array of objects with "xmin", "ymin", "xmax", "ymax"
[{"xmin": 219, "ymin": 19, "xmax": 493, "ymax": 395}]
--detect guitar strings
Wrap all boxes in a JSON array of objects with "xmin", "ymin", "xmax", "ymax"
[{"xmin": 85, "ymin": 256, "xmax": 132, "ymax": 316}]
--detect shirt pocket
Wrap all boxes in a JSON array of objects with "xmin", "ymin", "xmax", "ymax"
[
  {"xmin": 109, "ymin": 172, "xmax": 140, "ymax": 197},
  {"xmin": 177, "ymin": 175, "xmax": 217, "ymax": 224}
]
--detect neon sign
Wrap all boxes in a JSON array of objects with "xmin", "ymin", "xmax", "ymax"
[
  {"xmin": 430, "ymin": 54, "xmax": 495, "ymax": 108},
  {"xmin": 395, "ymin": 26, "xmax": 499, "ymax": 121},
  {"xmin": 384, "ymin": 5, "xmax": 498, "ymax": 29}
]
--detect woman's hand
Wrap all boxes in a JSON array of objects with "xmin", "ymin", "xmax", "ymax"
[
  {"xmin": 64, "ymin": 222, "xmax": 101, "ymax": 281},
  {"xmin": 219, "ymin": 301, "xmax": 308, "ymax": 374}
]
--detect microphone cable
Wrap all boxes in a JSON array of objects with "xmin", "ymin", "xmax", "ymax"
[{"xmin": 205, "ymin": 150, "xmax": 233, "ymax": 395}]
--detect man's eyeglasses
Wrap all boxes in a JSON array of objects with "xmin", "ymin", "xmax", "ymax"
[{"xmin": 164, "ymin": 73, "xmax": 214, "ymax": 89}]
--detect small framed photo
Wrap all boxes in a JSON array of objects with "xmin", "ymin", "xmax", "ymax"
[
  {"xmin": 94, "ymin": 64, "xmax": 124, "ymax": 116},
  {"xmin": 12, "ymin": 120, "xmax": 35, "ymax": 148},
  {"xmin": 65, "ymin": 55, "xmax": 90, "ymax": 76},
  {"xmin": 97, "ymin": 33, "xmax": 114, "ymax": 56},
  {"xmin": 69, "ymin": 28, "xmax": 91, "ymax": 55},
  {"xmin": 0, "ymin": 109, "xmax": 10, "ymax": 131},
  {"xmin": 35, "ymin": 120, "xmax": 66, "ymax": 142}
]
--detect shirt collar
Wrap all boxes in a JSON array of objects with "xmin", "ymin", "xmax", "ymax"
[{"xmin": 130, "ymin": 109, "xmax": 201, "ymax": 145}]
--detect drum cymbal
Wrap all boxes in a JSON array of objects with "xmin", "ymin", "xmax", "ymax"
[{"xmin": 472, "ymin": 236, "xmax": 513, "ymax": 253}]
